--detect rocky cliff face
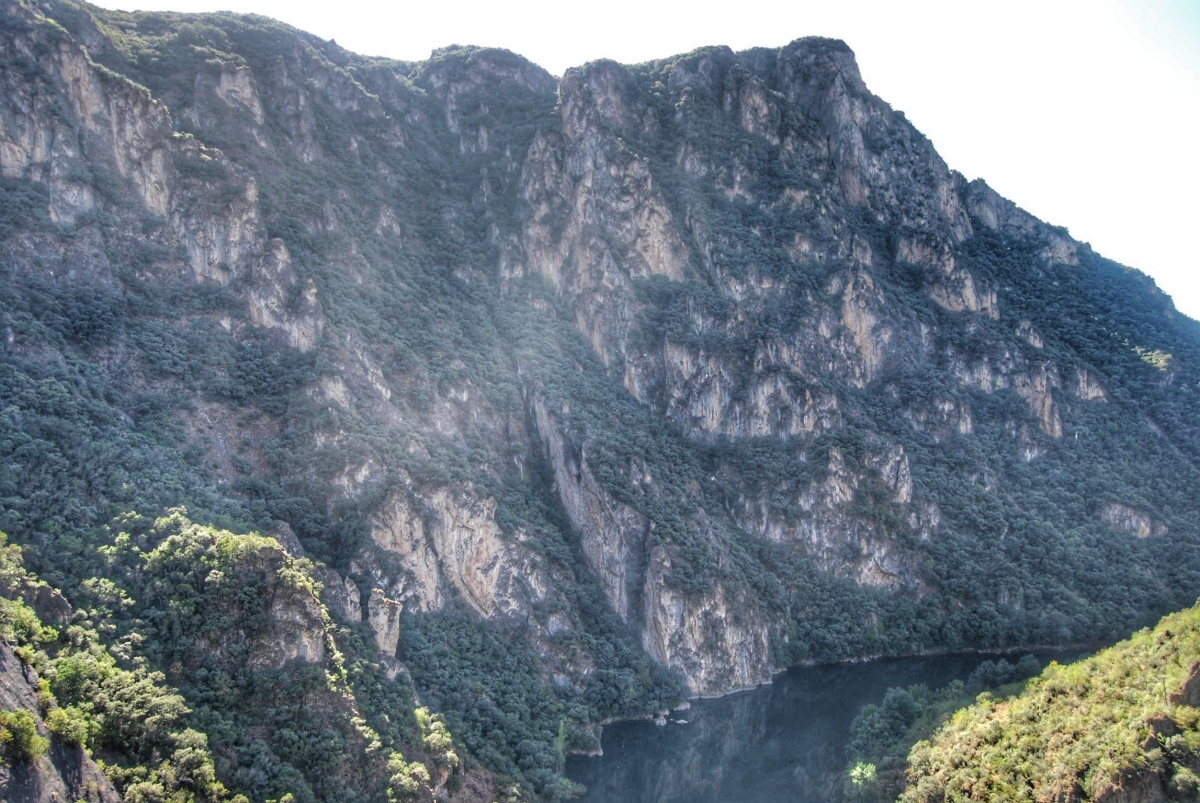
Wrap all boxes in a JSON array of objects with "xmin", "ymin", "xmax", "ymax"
[
  {"xmin": 3, "ymin": 0, "xmax": 1200, "ymax": 797},
  {"xmin": 0, "ymin": 644, "xmax": 121, "ymax": 803}
]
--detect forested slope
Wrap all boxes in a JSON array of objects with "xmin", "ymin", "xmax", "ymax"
[
  {"xmin": 900, "ymin": 602, "xmax": 1200, "ymax": 802},
  {"xmin": 1, "ymin": 0, "xmax": 1200, "ymax": 798}
]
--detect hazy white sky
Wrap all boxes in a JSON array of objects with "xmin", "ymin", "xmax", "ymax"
[{"xmin": 91, "ymin": 0, "xmax": 1200, "ymax": 320}]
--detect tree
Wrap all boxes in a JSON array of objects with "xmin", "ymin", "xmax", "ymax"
[
  {"xmin": 846, "ymin": 760, "xmax": 878, "ymax": 802},
  {"xmin": 0, "ymin": 708, "xmax": 49, "ymax": 762}
]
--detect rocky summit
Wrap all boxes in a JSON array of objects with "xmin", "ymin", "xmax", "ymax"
[{"xmin": 1, "ymin": 0, "xmax": 1199, "ymax": 800}]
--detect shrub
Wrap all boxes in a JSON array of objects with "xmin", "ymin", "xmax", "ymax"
[
  {"xmin": 0, "ymin": 708, "xmax": 49, "ymax": 762},
  {"xmin": 45, "ymin": 705, "xmax": 91, "ymax": 747}
]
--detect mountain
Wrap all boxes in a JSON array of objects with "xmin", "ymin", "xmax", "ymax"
[
  {"xmin": 900, "ymin": 600, "xmax": 1200, "ymax": 802},
  {"xmin": 2, "ymin": 0, "xmax": 1200, "ymax": 799}
]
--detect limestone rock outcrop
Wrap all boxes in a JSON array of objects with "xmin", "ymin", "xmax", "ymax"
[
  {"xmin": 1101, "ymin": 503, "xmax": 1168, "ymax": 539},
  {"xmin": 368, "ymin": 587, "xmax": 402, "ymax": 656},
  {"xmin": 642, "ymin": 546, "xmax": 773, "ymax": 696},
  {"xmin": 2, "ymin": 0, "xmax": 1198, "ymax": 734}
]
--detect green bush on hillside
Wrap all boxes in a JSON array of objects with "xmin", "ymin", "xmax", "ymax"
[{"xmin": 902, "ymin": 603, "xmax": 1200, "ymax": 802}]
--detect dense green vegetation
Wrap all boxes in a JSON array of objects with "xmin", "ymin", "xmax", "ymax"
[
  {"xmin": 0, "ymin": 515, "xmax": 473, "ymax": 802},
  {"xmin": 897, "ymin": 601, "xmax": 1200, "ymax": 801},
  {"xmin": 843, "ymin": 653, "xmax": 1046, "ymax": 801},
  {"xmin": 0, "ymin": 4, "xmax": 675, "ymax": 793},
  {"xmin": 3, "ymin": 0, "xmax": 1200, "ymax": 799},
  {"xmin": 0, "ymin": 708, "xmax": 49, "ymax": 763},
  {"xmin": 1, "ymin": 530, "xmax": 234, "ymax": 800}
]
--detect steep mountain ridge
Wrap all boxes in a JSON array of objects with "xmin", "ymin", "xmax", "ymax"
[{"xmin": 2, "ymin": 0, "xmax": 1200, "ymax": 798}]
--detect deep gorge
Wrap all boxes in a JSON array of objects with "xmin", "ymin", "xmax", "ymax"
[{"xmin": 2, "ymin": 0, "xmax": 1200, "ymax": 800}]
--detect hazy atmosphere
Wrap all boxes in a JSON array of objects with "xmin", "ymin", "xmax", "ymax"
[
  {"xmin": 6, "ymin": 1, "xmax": 1200, "ymax": 800},
  {"xmin": 89, "ymin": 0, "xmax": 1200, "ymax": 318}
]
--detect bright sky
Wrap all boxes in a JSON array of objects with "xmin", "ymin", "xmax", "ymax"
[{"xmin": 91, "ymin": 0, "xmax": 1200, "ymax": 321}]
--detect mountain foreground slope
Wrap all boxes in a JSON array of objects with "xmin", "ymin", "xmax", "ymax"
[
  {"xmin": 2, "ymin": 0, "xmax": 1200, "ymax": 798},
  {"xmin": 899, "ymin": 600, "xmax": 1200, "ymax": 802}
]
